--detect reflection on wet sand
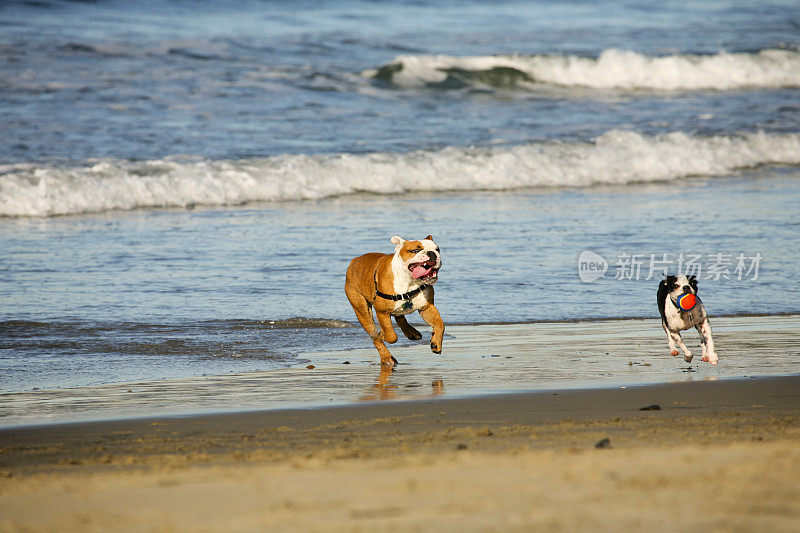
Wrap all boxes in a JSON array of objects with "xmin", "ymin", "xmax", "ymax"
[
  {"xmin": 359, "ymin": 366, "xmax": 445, "ymax": 402},
  {"xmin": 359, "ymin": 366, "xmax": 398, "ymax": 401}
]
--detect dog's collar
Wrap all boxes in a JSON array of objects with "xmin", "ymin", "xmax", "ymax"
[{"xmin": 374, "ymin": 271, "xmax": 429, "ymax": 302}]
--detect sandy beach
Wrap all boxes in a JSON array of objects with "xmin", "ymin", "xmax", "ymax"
[
  {"xmin": 3, "ymin": 1, "xmax": 800, "ymax": 531},
  {"xmin": 2, "ymin": 375, "xmax": 798, "ymax": 531}
]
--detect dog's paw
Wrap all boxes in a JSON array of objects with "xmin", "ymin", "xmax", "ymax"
[
  {"xmin": 705, "ymin": 353, "xmax": 718, "ymax": 365},
  {"xmin": 430, "ymin": 340, "xmax": 442, "ymax": 354},
  {"xmin": 683, "ymin": 353, "xmax": 693, "ymax": 363},
  {"xmin": 670, "ymin": 350, "xmax": 680, "ymax": 356},
  {"xmin": 381, "ymin": 356, "xmax": 399, "ymax": 367},
  {"xmin": 405, "ymin": 329, "xmax": 422, "ymax": 341}
]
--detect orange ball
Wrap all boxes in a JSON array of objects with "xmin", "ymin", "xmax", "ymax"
[{"xmin": 677, "ymin": 293, "xmax": 697, "ymax": 311}]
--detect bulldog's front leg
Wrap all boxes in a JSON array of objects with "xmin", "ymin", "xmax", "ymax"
[
  {"xmin": 696, "ymin": 318, "xmax": 718, "ymax": 365},
  {"xmin": 419, "ymin": 305, "xmax": 444, "ymax": 354},
  {"xmin": 662, "ymin": 322, "xmax": 680, "ymax": 357},
  {"xmin": 670, "ymin": 330, "xmax": 692, "ymax": 363}
]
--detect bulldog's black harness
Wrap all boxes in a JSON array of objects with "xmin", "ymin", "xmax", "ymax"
[{"xmin": 374, "ymin": 270, "xmax": 429, "ymax": 302}]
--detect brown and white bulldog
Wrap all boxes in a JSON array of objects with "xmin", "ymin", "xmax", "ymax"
[{"xmin": 345, "ymin": 235, "xmax": 444, "ymax": 367}]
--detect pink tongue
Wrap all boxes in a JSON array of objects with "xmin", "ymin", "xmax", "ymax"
[{"xmin": 411, "ymin": 265, "xmax": 433, "ymax": 278}]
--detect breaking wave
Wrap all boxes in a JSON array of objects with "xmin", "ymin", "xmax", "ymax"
[
  {"xmin": 254, "ymin": 317, "xmax": 354, "ymax": 329},
  {"xmin": 2, "ymin": 130, "xmax": 800, "ymax": 217},
  {"xmin": 365, "ymin": 49, "xmax": 800, "ymax": 91}
]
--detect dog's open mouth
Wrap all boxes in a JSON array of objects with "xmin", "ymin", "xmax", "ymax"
[{"xmin": 409, "ymin": 260, "xmax": 439, "ymax": 280}]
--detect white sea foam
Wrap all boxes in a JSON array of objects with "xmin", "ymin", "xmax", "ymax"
[
  {"xmin": 2, "ymin": 131, "xmax": 800, "ymax": 217},
  {"xmin": 365, "ymin": 49, "xmax": 800, "ymax": 90}
]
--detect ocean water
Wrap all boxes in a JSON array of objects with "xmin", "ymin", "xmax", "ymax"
[{"xmin": 1, "ymin": 0, "xmax": 800, "ymax": 397}]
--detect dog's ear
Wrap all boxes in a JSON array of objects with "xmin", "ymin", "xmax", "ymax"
[
  {"xmin": 390, "ymin": 236, "xmax": 405, "ymax": 249},
  {"xmin": 425, "ymin": 234, "xmax": 434, "ymax": 241},
  {"xmin": 689, "ymin": 274, "xmax": 698, "ymax": 292},
  {"xmin": 664, "ymin": 274, "xmax": 676, "ymax": 285}
]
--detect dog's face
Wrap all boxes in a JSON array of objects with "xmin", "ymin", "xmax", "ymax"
[
  {"xmin": 390, "ymin": 235, "xmax": 441, "ymax": 283},
  {"xmin": 664, "ymin": 274, "xmax": 698, "ymax": 302}
]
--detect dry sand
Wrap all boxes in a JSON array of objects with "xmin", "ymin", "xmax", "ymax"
[{"xmin": 1, "ymin": 376, "xmax": 799, "ymax": 532}]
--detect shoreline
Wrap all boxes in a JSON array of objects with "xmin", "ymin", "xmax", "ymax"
[
  {"xmin": 2, "ymin": 375, "xmax": 799, "ymax": 530},
  {"xmin": 2, "ymin": 314, "xmax": 800, "ymax": 428},
  {"xmin": 2, "ymin": 373, "xmax": 799, "ymax": 439},
  {"xmin": 0, "ymin": 371, "xmax": 796, "ymax": 432}
]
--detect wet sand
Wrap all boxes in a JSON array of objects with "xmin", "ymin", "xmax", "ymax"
[
  {"xmin": 3, "ymin": 315, "xmax": 800, "ymax": 428},
  {"xmin": 1, "ymin": 375, "xmax": 799, "ymax": 531}
]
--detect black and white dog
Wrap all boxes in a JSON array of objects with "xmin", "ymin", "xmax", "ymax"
[{"xmin": 657, "ymin": 274, "xmax": 718, "ymax": 365}]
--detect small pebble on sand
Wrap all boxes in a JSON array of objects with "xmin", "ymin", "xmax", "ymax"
[{"xmin": 595, "ymin": 438, "xmax": 612, "ymax": 449}]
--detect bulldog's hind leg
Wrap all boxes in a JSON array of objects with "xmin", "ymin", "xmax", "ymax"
[
  {"xmin": 373, "ymin": 313, "xmax": 399, "ymax": 366},
  {"xmin": 419, "ymin": 305, "xmax": 444, "ymax": 354},
  {"xmin": 345, "ymin": 285, "xmax": 379, "ymax": 340},
  {"xmin": 376, "ymin": 311, "xmax": 398, "ymax": 345},
  {"xmin": 372, "ymin": 338, "xmax": 398, "ymax": 367},
  {"xmin": 345, "ymin": 287, "xmax": 397, "ymax": 367},
  {"xmin": 394, "ymin": 314, "xmax": 422, "ymax": 340}
]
